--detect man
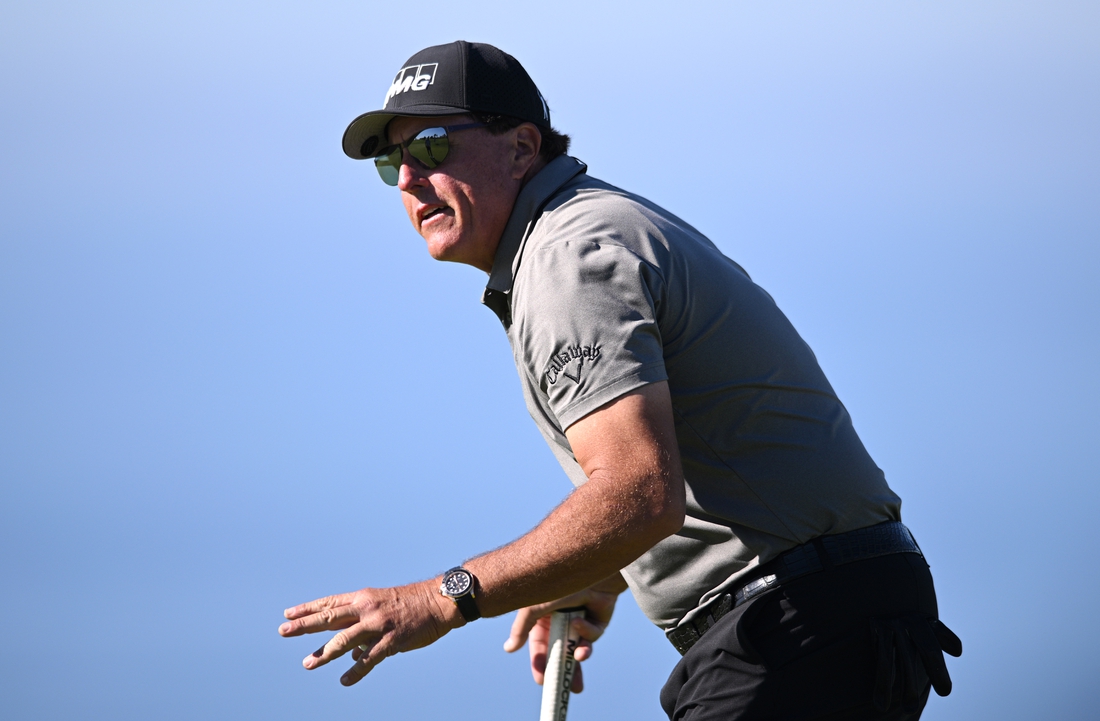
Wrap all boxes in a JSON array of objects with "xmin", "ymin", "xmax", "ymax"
[{"xmin": 278, "ymin": 41, "xmax": 961, "ymax": 719}]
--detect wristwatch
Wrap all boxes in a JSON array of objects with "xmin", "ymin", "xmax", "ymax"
[{"xmin": 440, "ymin": 566, "xmax": 481, "ymax": 622}]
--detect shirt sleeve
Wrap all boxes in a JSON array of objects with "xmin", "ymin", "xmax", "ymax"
[{"xmin": 511, "ymin": 238, "xmax": 669, "ymax": 431}]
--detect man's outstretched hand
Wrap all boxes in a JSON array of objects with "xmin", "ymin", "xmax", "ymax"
[
  {"xmin": 278, "ymin": 580, "xmax": 460, "ymax": 686},
  {"xmin": 503, "ymin": 573, "xmax": 628, "ymax": 693}
]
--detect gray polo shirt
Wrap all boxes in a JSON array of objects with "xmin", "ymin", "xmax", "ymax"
[{"xmin": 483, "ymin": 155, "xmax": 901, "ymax": 630}]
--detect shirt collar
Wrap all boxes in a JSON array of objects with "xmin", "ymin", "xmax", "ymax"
[{"xmin": 481, "ymin": 155, "xmax": 588, "ymax": 328}]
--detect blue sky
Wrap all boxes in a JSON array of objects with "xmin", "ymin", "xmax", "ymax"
[{"xmin": 1, "ymin": 2, "xmax": 1097, "ymax": 719}]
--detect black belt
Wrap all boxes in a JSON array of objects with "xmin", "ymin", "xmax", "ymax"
[{"xmin": 666, "ymin": 521, "xmax": 923, "ymax": 655}]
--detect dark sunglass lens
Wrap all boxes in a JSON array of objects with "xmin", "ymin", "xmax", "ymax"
[
  {"xmin": 374, "ymin": 146, "xmax": 401, "ymax": 186},
  {"xmin": 409, "ymin": 128, "xmax": 449, "ymax": 168}
]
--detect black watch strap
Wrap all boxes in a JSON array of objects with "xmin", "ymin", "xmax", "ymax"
[{"xmin": 454, "ymin": 589, "xmax": 481, "ymax": 622}]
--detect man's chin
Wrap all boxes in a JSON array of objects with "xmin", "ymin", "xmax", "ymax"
[
  {"xmin": 422, "ymin": 235, "xmax": 492, "ymax": 271},
  {"xmin": 424, "ymin": 236, "xmax": 465, "ymax": 264}
]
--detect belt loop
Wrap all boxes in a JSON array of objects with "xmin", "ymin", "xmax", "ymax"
[{"xmin": 812, "ymin": 537, "xmax": 834, "ymax": 570}]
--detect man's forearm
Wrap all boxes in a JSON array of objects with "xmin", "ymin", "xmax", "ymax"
[
  {"xmin": 461, "ymin": 382, "xmax": 685, "ymax": 620},
  {"xmin": 465, "ymin": 470, "xmax": 680, "ymax": 618}
]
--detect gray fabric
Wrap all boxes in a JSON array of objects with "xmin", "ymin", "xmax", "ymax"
[{"xmin": 483, "ymin": 156, "xmax": 902, "ymax": 630}]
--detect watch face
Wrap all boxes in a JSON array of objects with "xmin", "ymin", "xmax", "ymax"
[{"xmin": 442, "ymin": 570, "xmax": 472, "ymax": 597}]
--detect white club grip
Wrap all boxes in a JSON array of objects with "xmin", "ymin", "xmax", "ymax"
[{"xmin": 539, "ymin": 607, "xmax": 586, "ymax": 721}]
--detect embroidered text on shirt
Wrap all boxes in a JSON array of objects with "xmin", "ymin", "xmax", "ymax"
[{"xmin": 545, "ymin": 344, "xmax": 601, "ymax": 385}]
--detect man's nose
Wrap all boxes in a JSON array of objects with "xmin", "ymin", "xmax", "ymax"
[{"xmin": 396, "ymin": 150, "xmax": 426, "ymax": 191}]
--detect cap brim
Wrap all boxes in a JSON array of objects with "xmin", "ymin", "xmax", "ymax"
[{"xmin": 341, "ymin": 104, "xmax": 474, "ymax": 160}]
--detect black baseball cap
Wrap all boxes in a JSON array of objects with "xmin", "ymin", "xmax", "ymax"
[{"xmin": 342, "ymin": 41, "xmax": 551, "ymax": 160}]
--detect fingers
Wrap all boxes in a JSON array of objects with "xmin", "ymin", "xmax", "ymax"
[
  {"xmin": 530, "ymin": 648, "xmax": 586, "ymax": 691},
  {"xmin": 574, "ymin": 638, "xmax": 594, "ymax": 663},
  {"xmin": 509, "ymin": 605, "xmax": 608, "ymax": 686},
  {"xmin": 908, "ymin": 617, "xmax": 954, "ymax": 697},
  {"xmin": 503, "ymin": 589, "xmax": 619, "ymax": 694},
  {"xmin": 279, "ymin": 603, "xmax": 360, "ymax": 637},
  {"xmin": 531, "ymin": 648, "xmax": 547, "ymax": 686},
  {"xmin": 282, "ymin": 581, "xmax": 453, "ymax": 688},
  {"xmin": 504, "ymin": 605, "xmax": 551, "ymax": 653},
  {"xmin": 283, "ymin": 592, "xmax": 356, "ymax": 620},
  {"xmin": 526, "ymin": 615, "xmax": 596, "ymax": 690},
  {"xmin": 540, "ymin": 616, "xmax": 603, "ymax": 663},
  {"xmin": 933, "ymin": 619, "xmax": 963, "ymax": 657},
  {"xmin": 505, "ymin": 599, "xmax": 609, "ymax": 654},
  {"xmin": 302, "ymin": 625, "xmax": 374, "ymax": 670},
  {"xmin": 528, "ymin": 617, "xmax": 552, "ymax": 685},
  {"xmin": 340, "ymin": 637, "xmax": 394, "ymax": 686},
  {"xmin": 533, "ymin": 653, "xmax": 585, "ymax": 693},
  {"xmin": 503, "ymin": 589, "xmax": 608, "ymax": 653},
  {"xmin": 573, "ymin": 616, "xmax": 606, "ymax": 643},
  {"xmin": 582, "ymin": 593, "xmax": 618, "ymax": 627}
]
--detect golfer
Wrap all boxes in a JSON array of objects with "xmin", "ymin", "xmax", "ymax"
[{"xmin": 278, "ymin": 41, "xmax": 961, "ymax": 720}]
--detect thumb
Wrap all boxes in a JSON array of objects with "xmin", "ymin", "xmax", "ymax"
[{"xmin": 504, "ymin": 608, "xmax": 541, "ymax": 653}]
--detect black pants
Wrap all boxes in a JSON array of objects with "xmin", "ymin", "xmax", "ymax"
[{"xmin": 660, "ymin": 552, "xmax": 954, "ymax": 720}]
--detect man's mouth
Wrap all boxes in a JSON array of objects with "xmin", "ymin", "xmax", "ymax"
[{"xmin": 422, "ymin": 207, "xmax": 447, "ymax": 223}]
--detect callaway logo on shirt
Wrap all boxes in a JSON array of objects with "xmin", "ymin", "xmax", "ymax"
[{"xmin": 545, "ymin": 344, "xmax": 601, "ymax": 386}]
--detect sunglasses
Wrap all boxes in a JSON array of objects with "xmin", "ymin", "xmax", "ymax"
[{"xmin": 374, "ymin": 122, "xmax": 487, "ymax": 186}]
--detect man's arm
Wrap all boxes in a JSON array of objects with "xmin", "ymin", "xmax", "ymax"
[
  {"xmin": 278, "ymin": 380, "xmax": 685, "ymax": 685},
  {"xmin": 469, "ymin": 379, "xmax": 686, "ymax": 611}
]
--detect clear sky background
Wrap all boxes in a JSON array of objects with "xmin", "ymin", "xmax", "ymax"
[{"xmin": 2, "ymin": 2, "xmax": 1097, "ymax": 719}]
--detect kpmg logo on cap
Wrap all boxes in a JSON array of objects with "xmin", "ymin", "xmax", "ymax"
[{"xmin": 384, "ymin": 63, "xmax": 439, "ymax": 106}]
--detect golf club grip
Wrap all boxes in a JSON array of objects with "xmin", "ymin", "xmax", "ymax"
[{"xmin": 538, "ymin": 607, "xmax": 586, "ymax": 721}]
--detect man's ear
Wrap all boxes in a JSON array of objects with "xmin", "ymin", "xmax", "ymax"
[{"xmin": 511, "ymin": 123, "xmax": 543, "ymax": 179}]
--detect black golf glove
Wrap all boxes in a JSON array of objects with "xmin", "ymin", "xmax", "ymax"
[{"xmin": 870, "ymin": 614, "xmax": 963, "ymax": 713}]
